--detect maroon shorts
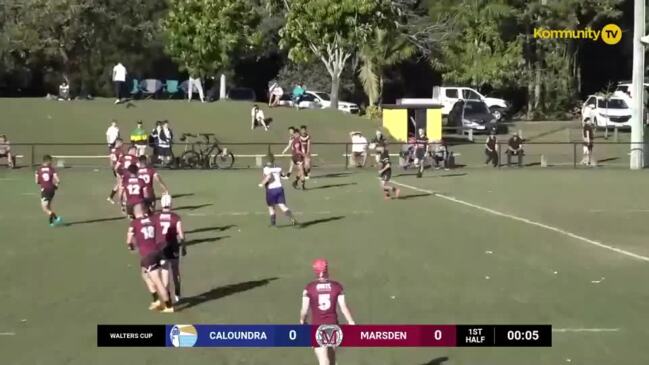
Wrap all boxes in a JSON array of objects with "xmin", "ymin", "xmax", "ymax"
[
  {"xmin": 292, "ymin": 154, "xmax": 304, "ymax": 164},
  {"xmin": 140, "ymin": 251, "xmax": 163, "ymax": 272}
]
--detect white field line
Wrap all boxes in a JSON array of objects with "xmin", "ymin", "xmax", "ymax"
[
  {"xmin": 553, "ymin": 328, "xmax": 620, "ymax": 333},
  {"xmin": 189, "ymin": 210, "xmax": 371, "ymax": 217},
  {"xmin": 589, "ymin": 209, "xmax": 649, "ymax": 213},
  {"xmin": 391, "ymin": 180, "xmax": 649, "ymax": 263},
  {"xmin": 0, "ymin": 332, "xmax": 16, "ymax": 336}
]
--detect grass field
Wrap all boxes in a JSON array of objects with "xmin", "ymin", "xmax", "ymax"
[{"xmin": 2, "ymin": 99, "xmax": 649, "ymax": 365}]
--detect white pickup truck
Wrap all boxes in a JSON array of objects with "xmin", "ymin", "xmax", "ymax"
[{"xmin": 439, "ymin": 86, "xmax": 509, "ymax": 121}]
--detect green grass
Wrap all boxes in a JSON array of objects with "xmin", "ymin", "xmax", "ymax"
[{"xmin": 2, "ymin": 99, "xmax": 649, "ymax": 364}]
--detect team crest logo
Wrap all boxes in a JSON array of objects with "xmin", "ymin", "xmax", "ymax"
[
  {"xmin": 169, "ymin": 324, "xmax": 198, "ymax": 347},
  {"xmin": 315, "ymin": 324, "xmax": 343, "ymax": 348}
]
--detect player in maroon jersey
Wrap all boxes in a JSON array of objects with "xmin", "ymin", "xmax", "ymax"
[
  {"xmin": 35, "ymin": 155, "xmax": 63, "ymax": 227},
  {"xmin": 299, "ymin": 125, "xmax": 312, "ymax": 179},
  {"xmin": 137, "ymin": 155, "xmax": 169, "ymax": 213},
  {"xmin": 106, "ymin": 139, "xmax": 124, "ymax": 203},
  {"xmin": 281, "ymin": 126, "xmax": 297, "ymax": 178},
  {"xmin": 290, "ymin": 129, "xmax": 306, "ymax": 190},
  {"xmin": 121, "ymin": 164, "xmax": 148, "ymax": 218},
  {"xmin": 126, "ymin": 204, "xmax": 173, "ymax": 312},
  {"xmin": 153, "ymin": 194, "xmax": 185, "ymax": 302},
  {"xmin": 109, "ymin": 145, "xmax": 137, "ymax": 205},
  {"xmin": 300, "ymin": 258, "xmax": 355, "ymax": 365}
]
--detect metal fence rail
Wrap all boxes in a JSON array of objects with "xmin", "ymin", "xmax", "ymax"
[{"xmin": 3, "ymin": 141, "xmax": 646, "ymax": 169}]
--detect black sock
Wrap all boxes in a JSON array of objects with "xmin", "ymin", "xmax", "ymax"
[
  {"xmin": 109, "ymin": 189, "xmax": 117, "ymax": 199},
  {"xmin": 165, "ymin": 300, "xmax": 172, "ymax": 308},
  {"xmin": 152, "ymin": 292, "xmax": 158, "ymax": 302},
  {"xmin": 49, "ymin": 212, "xmax": 57, "ymax": 223},
  {"xmin": 174, "ymin": 285, "xmax": 181, "ymax": 297},
  {"xmin": 270, "ymin": 214, "xmax": 276, "ymax": 226}
]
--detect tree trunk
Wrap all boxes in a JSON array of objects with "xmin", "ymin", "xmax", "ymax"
[
  {"xmin": 330, "ymin": 72, "xmax": 340, "ymax": 110},
  {"xmin": 534, "ymin": 60, "xmax": 542, "ymax": 110},
  {"xmin": 378, "ymin": 75, "xmax": 384, "ymax": 107}
]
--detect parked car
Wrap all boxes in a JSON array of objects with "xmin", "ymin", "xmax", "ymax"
[
  {"xmin": 227, "ymin": 87, "xmax": 256, "ymax": 101},
  {"xmin": 277, "ymin": 93, "xmax": 321, "ymax": 109},
  {"xmin": 582, "ymin": 94, "xmax": 631, "ymax": 129},
  {"xmin": 614, "ymin": 82, "xmax": 649, "ymax": 100},
  {"xmin": 448, "ymin": 99, "xmax": 499, "ymax": 133},
  {"xmin": 440, "ymin": 86, "xmax": 509, "ymax": 121},
  {"xmin": 305, "ymin": 91, "xmax": 360, "ymax": 114}
]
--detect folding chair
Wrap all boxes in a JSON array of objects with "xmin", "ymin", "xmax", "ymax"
[
  {"xmin": 139, "ymin": 79, "xmax": 163, "ymax": 99},
  {"xmin": 164, "ymin": 80, "xmax": 180, "ymax": 99},
  {"xmin": 129, "ymin": 79, "xmax": 140, "ymax": 99}
]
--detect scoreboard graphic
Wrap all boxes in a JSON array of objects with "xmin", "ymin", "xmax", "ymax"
[{"xmin": 97, "ymin": 324, "xmax": 552, "ymax": 347}]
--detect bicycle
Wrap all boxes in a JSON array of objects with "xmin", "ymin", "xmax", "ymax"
[{"xmin": 178, "ymin": 133, "xmax": 235, "ymax": 169}]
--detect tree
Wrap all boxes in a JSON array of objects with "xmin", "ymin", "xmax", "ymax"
[
  {"xmin": 275, "ymin": 0, "xmax": 398, "ymax": 109},
  {"xmin": 163, "ymin": 0, "xmax": 260, "ymax": 78},
  {"xmin": 431, "ymin": 0, "xmax": 523, "ymax": 90}
]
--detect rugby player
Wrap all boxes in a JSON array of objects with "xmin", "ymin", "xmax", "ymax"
[
  {"xmin": 121, "ymin": 164, "xmax": 148, "ymax": 218},
  {"xmin": 107, "ymin": 138, "xmax": 124, "ymax": 203},
  {"xmin": 126, "ymin": 204, "xmax": 173, "ymax": 312},
  {"xmin": 299, "ymin": 125, "xmax": 312, "ymax": 179},
  {"xmin": 290, "ymin": 129, "xmax": 306, "ymax": 190},
  {"xmin": 114, "ymin": 146, "xmax": 139, "ymax": 206},
  {"xmin": 300, "ymin": 258, "xmax": 355, "ymax": 365},
  {"xmin": 377, "ymin": 146, "xmax": 400, "ymax": 199},
  {"xmin": 35, "ymin": 155, "xmax": 63, "ymax": 226},
  {"xmin": 414, "ymin": 128, "xmax": 429, "ymax": 178},
  {"xmin": 153, "ymin": 194, "xmax": 185, "ymax": 302},
  {"xmin": 281, "ymin": 126, "xmax": 297, "ymax": 178},
  {"xmin": 137, "ymin": 155, "xmax": 169, "ymax": 213},
  {"xmin": 258, "ymin": 159, "xmax": 297, "ymax": 227}
]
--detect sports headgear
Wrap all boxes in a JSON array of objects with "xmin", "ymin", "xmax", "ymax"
[
  {"xmin": 161, "ymin": 193, "xmax": 172, "ymax": 208},
  {"xmin": 312, "ymin": 258, "xmax": 328, "ymax": 275}
]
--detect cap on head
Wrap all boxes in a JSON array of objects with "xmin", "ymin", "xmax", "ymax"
[
  {"xmin": 312, "ymin": 258, "xmax": 328, "ymax": 276},
  {"xmin": 161, "ymin": 193, "xmax": 172, "ymax": 209}
]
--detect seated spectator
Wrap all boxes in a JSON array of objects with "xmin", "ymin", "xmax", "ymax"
[
  {"xmin": 268, "ymin": 81, "xmax": 283, "ymax": 107},
  {"xmin": 506, "ymin": 132, "xmax": 524, "ymax": 167},
  {"xmin": 291, "ymin": 82, "xmax": 305, "ymax": 109},
  {"xmin": 58, "ymin": 81, "xmax": 70, "ymax": 101},
  {"xmin": 0, "ymin": 134, "xmax": 15, "ymax": 168},
  {"xmin": 349, "ymin": 131, "xmax": 368, "ymax": 167},
  {"xmin": 250, "ymin": 105, "xmax": 271, "ymax": 131},
  {"xmin": 431, "ymin": 139, "xmax": 450, "ymax": 170}
]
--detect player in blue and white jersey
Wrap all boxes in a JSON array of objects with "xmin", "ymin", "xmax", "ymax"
[{"xmin": 258, "ymin": 160, "xmax": 298, "ymax": 227}]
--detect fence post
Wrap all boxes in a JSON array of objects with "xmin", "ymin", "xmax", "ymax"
[
  {"xmin": 344, "ymin": 143, "xmax": 349, "ymax": 169},
  {"xmin": 468, "ymin": 129, "xmax": 474, "ymax": 142},
  {"xmin": 614, "ymin": 127, "xmax": 619, "ymax": 142},
  {"xmin": 30, "ymin": 144, "xmax": 35, "ymax": 168},
  {"xmin": 497, "ymin": 143, "xmax": 502, "ymax": 168},
  {"xmin": 573, "ymin": 143, "xmax": 577, "ymax": 169}
]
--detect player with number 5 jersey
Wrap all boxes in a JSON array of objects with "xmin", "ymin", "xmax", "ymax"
[
  {"xmin": 153, "ymin": 194, "xmax": 185, "ymax": 302},
  {"xmin": 301, "ymin": 258, "xmax": 355, "ymax": 365},
  {"xmin": 126, "ymin": 204, "xmax": 173, "ymax": 313},
  {"xmin": 35, "ymin": 155, "xmax": 63, "ymax": 227}
]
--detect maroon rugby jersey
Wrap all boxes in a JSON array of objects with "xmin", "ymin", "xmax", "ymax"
[
  {"xmin": 117, "ymin": 154, "xmax": 137, "ymax": 173},
  {"xmin": 300, "ymin": 134, "xmax": 311, "ymax": 154},
  {"xmin": 153, "ymin": 211, "xmax": 181, "ymax": 245},
  {"xmin": 110, "ymin": 148, "xmax": 124, "ymax": 167},
  {"xmin": 36, "ymin": 166, "xmax": 57, "ymax": 190},
  {"xmin": 129, "ymin": 216, "xmax": 159, "ymax": 257},
  {"xmin": 304, "ymin": 279, "xmax": 344, "ymax": 325},
  {"xmin": 121, "ymin": 174, "xmax": 147, "ymax": 205},
  {"xmin": 137, "ymin": 166, "xmax": 157, "ymax": 197},
  {"xmin": 291, "ymin": 137, "xmax": 303, "ymax": 156}
]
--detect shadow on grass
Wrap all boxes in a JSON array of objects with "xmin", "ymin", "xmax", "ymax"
[
  {"xmin": 174, "ymin": 203, "xmax": 213, "ymax": 211},
  {"xmin": 179, "ymin": 277, "xmax": 278, "ymax": 311},
  {"xmin": 185, "ymin": 225, "xmax": 237, "ymax": 235},
  {"xmin": 398, "ymin": 193, "xmax": 432, "ymax": 200},
  {"xmin": 598, "ymin": 157, "xmax": 620, "ymax": 163},
  {"xmin": 65, "ymin": 216, "xmax": 124, "ymax": 226},
  {"xmin": 309, "ymin": 182, "xmax": 357, "ymax": 191},
  {"xmin": 298, "ymin": 216, "xmax": 345, "ymax": 228},
  {"xmin": 312, "ymin": 172, "xmax": 351, "ymax": 179},
  {"xmin": 171, "ymin": 193, "xmax": 195, "ymax": 200},
  {"xmin": 420, "ymin": 356, "xmax": 449, "ymax": 365},
  {"xmin": 185, "ymin": 235, "xmax": 230, "ymax": 247}
]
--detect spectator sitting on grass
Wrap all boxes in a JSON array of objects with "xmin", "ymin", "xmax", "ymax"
[
  {"xmin": 349, "ymin": 131, "xmax": 368, "ymax": 168},
  {"xmin": 251, "ymin": 105, "xmax": 271, "ymax": 131},
  {"xmin": 506, "ymin": 132, "xmax": 524, "ymax": 167},
  {"xmin": 268, "ymin": 81, "xmax": 283, "ymax": 107},
  {"xmin": 58, "ymin": 81, "xmax": 70, "ymax": 101},
  {"xmin": 291, "ymin": 82, "xmax": 305, "ymax": 109},
  {"xmin": 0, "ymin": 134, "xmax": 15, "ymax": 168}
]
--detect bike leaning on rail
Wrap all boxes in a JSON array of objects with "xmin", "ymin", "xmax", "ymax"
[{"xmin": 178, "ymin": 133, "xmax": 235, "ymax": 169}]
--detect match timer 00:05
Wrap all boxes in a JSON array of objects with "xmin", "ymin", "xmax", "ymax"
[{"xmin": 494, "ymin": 325, "xmax": 552, "ymax": 347}]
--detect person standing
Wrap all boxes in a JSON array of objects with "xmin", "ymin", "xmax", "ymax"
[
  {"xmin": 349, "ymin": 131, "xmax": 368, "ymax": 168},
  {"xmin": 300, "ymin": 258, "xmax": 355, "ymax": 365},
  {"xmin": 106, "ymin": 120, "xmax": 120, "ymax": 150},
  {"xmin": 485, "ymin": 130, "xmax": 499, "ymax": 167},
  {"xmin": 299, "ymin": 125, "xmax": 312, "ymax": 179},
  {"xmin": 0, "ymin": 134, "xmax": 15, "ymax": 168},
  {"xmin": 582, "ymin": 120, "xmax": 594, "ymax": 166},
  {"xmin": 157, "ymin": 120, "xmax": 174, "ymax": 166},
  {"xmin": 35, "ymin": 155, "xmax": 63, "ymax": 226},
  {"xmin": 112, "ymin": 62, "xmax": 127, "ymax": 104},
  {"xmin": 414, "ymin": 128, "xmax": 429, "ymax": 178},
  {"xmin": 130, "ymin": 120, "xmax": 148, "ymax": 157},
  {"xmin": 187, "ymin": 76, "xmax": 205, "ymax": 103},
  {"xmin": 258, "ymin": 159, "xmax": 297, "ymax": 227}
]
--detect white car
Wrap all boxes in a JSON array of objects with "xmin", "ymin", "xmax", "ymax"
[
  {"xmin": 440, "ymin": 86, "xmax": 509, "ymax": 121},
  {"xmin": 305, "ymin": 91, "xmax": 360, "ymax": 114},
  {"xmin": 582, "ymin": 94, "xmax": 631, "ymax": 129},
  {"xmin": 614, "ymin": 82, "xmax": 649, "ymax": 100}
]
